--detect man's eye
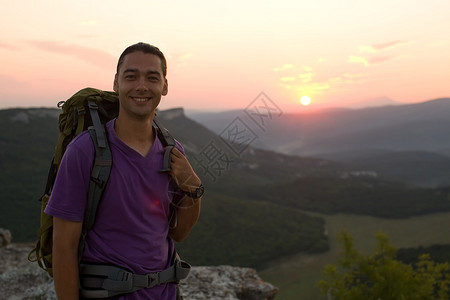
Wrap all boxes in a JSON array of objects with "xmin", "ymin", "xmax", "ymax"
[
  {"xmin": 125, "ymin": 75, "xmax": 135, "ymax": 80},
  {"xmin": 149, "ymin": 76, "xmax": 159, "ymax": 81}
]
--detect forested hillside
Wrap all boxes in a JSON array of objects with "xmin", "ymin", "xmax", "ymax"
[
  {"xmin": 0, "ymin": 107, "xmax": 332, "ymax": 268},
  {"xmin": 2, "ymin": 106, "xmax": 450, "ymax": 270}
]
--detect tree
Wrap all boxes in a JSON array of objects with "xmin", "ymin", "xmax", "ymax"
[{"xmin": 318, "ymin": 231, "xmax": 450, "ymax": 300}]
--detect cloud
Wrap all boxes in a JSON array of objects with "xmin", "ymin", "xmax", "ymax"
[
  {"xmin": 348, "ymin": 54, "xmax": 395, "ymax": 66},
  {"xmin": 334, "ymin": 73, "xmax": 368, "ymax": 86},
  {"xmin": 279, "ymin": 75, "xmax": 332, "ymax": 95},
  {"xmin": 273, "ymin": 64, "xmax": 294, "ymax": 72},
  {"xmin": 278, "ymin": 68, "xmax": 314, "ymax": 84},
  {"xmin": 277, "ymin": 65, "xmax": 367, "ymax": 96},
  {"xmin": 279, "ymin": 69, "xmax": 370, "ymax": 98},
  {"xmin": 27, "ymin": 40, "xmax": 116, "ymax": 70},
  {"xmin": 279, "ymin": 81, "xmax": 329, "ymax": 94},
  {"xmin": 350, "ymin": 40, "xmax": 407, "ymax": 67},
  {"xmin": 0, "ymin": 42, "xmax": 20, "ymax": 51},
  {"xmin": 296, "ymin": 82, "xmax": 331, "ymax": 95},
  {"xmin": 359, "ymin": 40, "xmax": 408, "ymax": 53},
  {"xmin": 172, "ymin": 52, "xmax": 194, "ymax": 66},
  {"xmin": 279, "ymin": 83, "xmax": 293, "ymax": 89},
  {"xmin": 348, "ymin": 55, "xmax": 369, "ymax": 67},
  {"xmin": 343, "ymin": 73, "xmax": 368, "ymax": 80},
  {"xmin": 359, "ymin": 46, "xmax": 377, "ymax": 54},
  {"xmin": 165, "ymin": 52, "xmax": 194, "ymax": 73},
  {"xmin": 348, "ymin": 53, "xmax": 395, "ymax": 66},
  {"xmin": 373, "ymin": 40, "xmax": 408, "ymax": 51},
  {"xmin": 368, "ymin": 56, "xmax": 394, "ymax": 64},
  {"xmin": 277, "ymin": 65, "xmax": 333, "ymax": 95},
  {"xmin": 299, "ymin": 72, "xmax": 313, "ymax": 83},
  {"xmin": 280, "ymin": 76, "xmax": 296, "ymax": 82}
]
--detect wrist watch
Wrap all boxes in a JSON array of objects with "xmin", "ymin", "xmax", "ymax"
[{"xmin": 182, "ymin": 184, "xmax": 204, "ymax": 199}]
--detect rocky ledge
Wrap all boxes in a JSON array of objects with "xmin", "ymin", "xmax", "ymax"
[
  {"xmin": 0, "ymin": 240, "xmax": 278, "ymax": 300},
  {"xmin": 180, "ymin": 265, "xmax": 278, "ymax": 300}
]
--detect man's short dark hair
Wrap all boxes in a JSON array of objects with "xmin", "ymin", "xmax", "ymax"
[{"xmin": 116, "ymin": 42, "xmax": 167, "ymax": 77}]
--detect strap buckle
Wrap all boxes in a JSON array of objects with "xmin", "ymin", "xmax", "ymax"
[{"xmin": 147, "ymin": 272, "xmax": 160, "ymax": 288}]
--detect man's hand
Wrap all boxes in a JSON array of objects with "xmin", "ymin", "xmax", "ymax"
[
  {"xmin": 168, "ymin": 147, "xmax": 202, "ymax": 193},
  {"xmin": 167, "ymin": 147, "xmax": 202, "ymax": 242}
]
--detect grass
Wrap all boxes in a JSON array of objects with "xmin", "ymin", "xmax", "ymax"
[{"xmin": 259, "ymin": 211, "xmax": 450, "ymax": 300}]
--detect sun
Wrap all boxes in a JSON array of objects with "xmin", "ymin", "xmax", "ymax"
[{"xmin": 300, "ymin": 96, "xmax": 311, "ymax": 106}]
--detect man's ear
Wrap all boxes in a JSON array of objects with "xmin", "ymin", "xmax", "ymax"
[
  {"xmin": 162, "ymin": 78, "xmax": 168, "ymax": 96},
  {"xmin": 113, "ymin": 74, "xmax": 119, "ymax": 93}
]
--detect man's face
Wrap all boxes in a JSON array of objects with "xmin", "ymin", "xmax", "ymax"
[{"xmin": 113, "ymin": 51, "xmax": 168, "ymax": 119}]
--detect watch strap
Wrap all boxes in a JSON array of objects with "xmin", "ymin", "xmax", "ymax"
[{"xmin": 182, "ymin": 184, "xmax": 204, "ymax": 199}]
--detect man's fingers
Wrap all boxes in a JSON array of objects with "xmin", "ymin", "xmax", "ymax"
[{"xmin": 170, "ymin": 147, "xmax": 183, "ymax": 157}]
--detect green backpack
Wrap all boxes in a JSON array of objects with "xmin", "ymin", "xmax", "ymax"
[{"xmin": 28, "ymin": 87, "xmax": 177, "ymax": 276}]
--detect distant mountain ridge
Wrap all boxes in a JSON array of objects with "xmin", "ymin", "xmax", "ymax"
[{"xmin": 189, "ymin": 97, "xmax": 450, "ymax": 156}]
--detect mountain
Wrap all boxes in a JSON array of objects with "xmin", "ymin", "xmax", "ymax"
[
  {"xmin": 350, "ymin": 96, "xmax": 402, "ymax": 109},
  {"xmin": 3, "ymin": 105, "xmax": 450, "ymax": 270},
  {"xmin": 188, "ymin": 98, "xmax": 450, "ymax": 156},
  {"xmin": 188, "ymin": 98, "xmax": 450, "ymax": 187}
]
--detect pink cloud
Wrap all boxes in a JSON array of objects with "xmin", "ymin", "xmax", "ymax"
[
  {"xmin": 368, "ymin": 55, "xmax": 395, "ymax": 64},
  {"xmin": 373, "ymin": 40, "xmax": 408, "ymax": 51},
  {"xmin": 0, "ymin": 42, "xmax": 19, "ymax": 51},
  {"xmin": 359, "ymin": 41, "xmax": 409, "ymax": 54},
  {"xmin": 27, "ymin": 40, "xmax": 116, "ymax": 70}
]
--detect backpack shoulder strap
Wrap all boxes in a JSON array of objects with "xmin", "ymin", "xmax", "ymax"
[
  {"xmin": 87, "ymin": 100, "xmax": 108, "ymax": 148},
  {"xmin": 153, "ymin": 114, "xmax": 175, "ymax": 148},
  {"xmin": 153, "ymin": 114, "xmax": 176, "ymax": 173},
  {"xmin": 78, "ymin": 101, "xmax": 112, "ymax": 262}
]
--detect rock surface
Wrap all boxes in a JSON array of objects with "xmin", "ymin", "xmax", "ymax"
[
  {"xmin": 0, "ymin": 243, "xmax": 56, "ymax": 300},
  {"xmin": 179, "ymin": 265, "xmax": 278, "ymax": 300},
  {"xmin": 0, "ymin": 242, "xmax": 278, "ymax": 300},
  {"xmin": 0, "ymin": 228, "xmax": 12, "ymax": 247}
]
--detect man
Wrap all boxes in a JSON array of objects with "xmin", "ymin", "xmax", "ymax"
[{"xmin": 45, "ymin": 42, "xmax": 203, "ymax": 299}]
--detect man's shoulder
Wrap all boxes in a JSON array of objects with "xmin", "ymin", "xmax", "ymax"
[
  {"xmin": 64, "ymin": 129, "xmax": 96, "ymax": 161},
  {"xmin": 70, "ymin": 130, "xmax": 94, "ymax": 147}
]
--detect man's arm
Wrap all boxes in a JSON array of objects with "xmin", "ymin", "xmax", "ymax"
[
  {"xmin": 53, "ymin": 217, "xmax": 82, "ymax": 300},
  {"xmin": 167, "ymin": 147, "xmax": 202, "ymax": 242},
  {"xmin": 169, "ymin": 195, "xmax": 201, "ymax": 242}
]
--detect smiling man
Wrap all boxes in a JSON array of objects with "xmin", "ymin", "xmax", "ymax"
[{"xmin": 45, "ymin": 42, "xmax": 203, "ymax": 300}]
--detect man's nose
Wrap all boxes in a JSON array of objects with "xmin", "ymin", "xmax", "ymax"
[{"xmin": 136, "ymin": 78, "xmax": 149, "ymax": 91}]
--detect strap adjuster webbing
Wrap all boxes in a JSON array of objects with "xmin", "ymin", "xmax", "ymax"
[{"xmin": 79, "ymin": 259, "xmax": 191, "ymax": 298}]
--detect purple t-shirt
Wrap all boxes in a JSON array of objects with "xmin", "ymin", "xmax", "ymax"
[{"xmin": 45, "ymin": 119, "xmax": 183, "ymax": 300}]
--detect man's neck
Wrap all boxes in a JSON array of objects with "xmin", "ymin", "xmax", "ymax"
[{"xmin": 114, "ymin": 112, "xmax": 156, "ymax": 157}]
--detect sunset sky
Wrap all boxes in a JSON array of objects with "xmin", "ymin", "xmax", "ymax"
[{"xmin": 1, "ymin": 1, "xmax": 449, "ymax": 113}]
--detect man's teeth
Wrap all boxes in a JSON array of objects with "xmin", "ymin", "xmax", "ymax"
[{"xmin": 133, "ymin": 97, "xmax": 149, "ymax": 102}]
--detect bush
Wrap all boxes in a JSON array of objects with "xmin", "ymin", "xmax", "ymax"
[{"xmin": 318, "ymin": 231, "xmax": 450, "ymax": 300}]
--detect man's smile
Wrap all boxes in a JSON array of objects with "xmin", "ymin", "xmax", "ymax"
[{"xmin": 131, "ymin": 97, "xmax": 151, "ymax": 102}]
